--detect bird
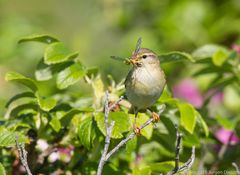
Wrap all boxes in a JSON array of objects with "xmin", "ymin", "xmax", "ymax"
[{"xmin": 124, "ymin": 38, "xmax": 166, "ymax": 134}]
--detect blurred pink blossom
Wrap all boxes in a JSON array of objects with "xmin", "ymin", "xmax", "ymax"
[
  {"xmin": 48, "ymin": 145, "xmax": 74, "ymax": 163},
  {"xmin": 215, "ymin": 127, "xmax": 239, "ymax": 145},
  {"xmin": 48, "ymin": 152, "xmax": 59, "ymax": 163},
  {"xmin": 173, "ymin": 79, "xmax": 203, "ymax": 108},
  {"xmin": 232, "ymin": 44, "xmax": 240, "ymax": 54},
  {"xmin": 36, "ymin": 139, "xmax": 49, "ymax": 151}
]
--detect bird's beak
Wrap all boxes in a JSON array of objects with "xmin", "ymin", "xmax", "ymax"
[{"xmin": 129, "ymin": 55, "xmax": 141, "ymax": 66}]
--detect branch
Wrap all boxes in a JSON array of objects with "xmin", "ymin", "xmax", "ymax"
[
  {"xmin": 105, "ymin": 104, "xmax": 166, "ymax": 161},
  {"xmin": 15, "ymin": 135, "xmax": 32, "ymax": 175},
  {"xmin": 97, "ymin": 91, "xmax": 120, "ymax": 175},
  {"xmin": 232, "ymin": 162, "xmax": 240, "ymax": 175},
  {"xmin": 167, "ymin": 126, "xmax": 195, "ymax": 175},
  {"xmin": 97, "ymin": 91, "xmax": 165, "ymax": 175},
  {"xmin": 105, "ymin": 115, "xmax": 157, "ymax": 161}
]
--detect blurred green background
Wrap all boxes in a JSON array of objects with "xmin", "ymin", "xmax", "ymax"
[{"xmin": 1, "ymin": 0, "xmax": 240, "ymax": 116}]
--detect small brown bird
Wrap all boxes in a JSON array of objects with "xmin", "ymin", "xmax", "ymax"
[{"xmin": 124, "ymin": 38, "xmax": 166, "ymax": 134}]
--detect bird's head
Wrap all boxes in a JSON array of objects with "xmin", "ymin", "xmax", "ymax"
[{"xmin": 129, "ymin": 48, "xmax": 159, "ymax": 67}]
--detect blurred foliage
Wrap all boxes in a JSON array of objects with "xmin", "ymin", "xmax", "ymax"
[{"xmin": 0, "ymin": 0, "xmax": 240, "ymax": 174}]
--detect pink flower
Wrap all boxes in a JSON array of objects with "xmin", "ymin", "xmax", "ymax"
[
  {"xmin": 232, "ymin": 44, "xmax": 240, "ymax": 54},
  {"xmin": 48, "ymin": 146, "xmax": 74, "ymax": 163},
  {"xmin": 173, "ymin": 79, "xmax": 203, "ymax": 108},
  {"xmin": 36, "ymin": 139, "xmax": 49, "ymax": 151},
  {"xmin": 215, "ymin": 127, "xmax": 239, "ymax": 145},
  {"xmin": 48, "ymin": 152, "xmax": 59, "ymax": 163}
]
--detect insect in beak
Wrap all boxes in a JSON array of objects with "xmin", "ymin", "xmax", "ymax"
[{"xmin": 129, "ymin": 56, "xmax": 142, "ymax": 66}]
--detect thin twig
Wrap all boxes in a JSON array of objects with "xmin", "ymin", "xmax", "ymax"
[
  {"xmin": 97, "ymin": 91, "xmax": 117, "ymax": 175},
  {"xmin": 109, "ymin": 96, "xmax": 124, "ymax": 111},
  {"xmin": 16, "ymin": 135, "xmax": 32, "ymax": 175},
  {"xmin": 166, "ymin": 126, "xmax": 195, "ymax": 175},
  {"xmin": 173, "ymin": 125, "xmax": 182, "ymax": 173},
  {"xmin": 232, "ymin": 162, "xmax": 240, "ymax": 175}
]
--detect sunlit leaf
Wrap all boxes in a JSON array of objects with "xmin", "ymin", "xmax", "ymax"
[
  {"xmin": 95, "ymin": 112, "xmax": 131, "ymax": 139},
  {"xmin": 50, "ymin": 115, "xmax": 61, "ymax": 132},
  {"xmin": 212, "ymin": 49, "xmax": 228, "ymax": 66},
  {"xmin": 0, "ymin": 128, "xmax": 28, "ymax": 147},
  {"xmin": 78, "ymin": 117, "xmax": 96, "ymax": 149},
  {"xmin": 159, "ymin": 51, "xmax": 195, "ymax": 64},
  {"xmin": 5, "ymin": 72, "xmax": 38, "ymax": 92},
  {"xmin": 56, "ymin": 63, "xmax": 87, "ymax": 89},
  {"xmin": 0, "ymin": 163, "xmax": 6, "ymax": 175},
  {"xmin": 18, "ymin": 34, "xmax": 58, "ymax": 44},
  {"xmin": 36, "ymin": 93, "xmax": 57, "ymax": 112},
  {"xmin": 44, "ymin": 42, "xmax": 78, "ymax": 65},
  {"xmin": 132, "ymin": 166, "xmax": 151, "ymax": 175},
  {"xmin": 5, "ymin": 92, "xmax": 35, "ymax": 108},
  {"xmin": 177, "ymin": 103, "xmax": 196, "ymax": 134}
]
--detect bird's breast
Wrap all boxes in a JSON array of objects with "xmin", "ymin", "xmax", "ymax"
[{"xmin": 125, "ymin": 66, "xmax": 165, "ymax": 110}]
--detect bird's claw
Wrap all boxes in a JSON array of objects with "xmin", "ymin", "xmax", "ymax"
[
  {"xmin": 133, "ymin": 126, "xmax": 141, "ymax": 136},
  {"xmin": 152, "ymin": 112, "xmax": 160, "ymax": 123}
]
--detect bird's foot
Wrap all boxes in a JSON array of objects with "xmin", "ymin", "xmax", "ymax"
[
  {"xmin": 133, "ymin": 125, "xmax": 141, "ymax": 136},
  {"xmin": 152, "ymin": 112, "xmax": 160, "ymax": 123}
]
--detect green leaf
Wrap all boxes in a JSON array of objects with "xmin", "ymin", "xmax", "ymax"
[
  {"xmin": 0, "ymin": 128, "xmax": 28, "ymax": 147},
  {"xmin": 224, "ymin": 85, "xmax": 240, "ymax": 113},
  {"xmin": 9, "ymin": 103, "xmax": 38, "ymax": 117},
  {"xmin": 36, "ymin": 93, "xmax": 57, "ymax": 112},
  {"xmin": 56, "ymin": 63, "xmax": 87, "ymax": 89},
  {"xmin": 132, "ymin": 166, "xmax": 151, "ymax": 175},
  {"xmin": 182, "ymin": 133, "xmax": 201, "ymax": 148},
  {"xmin": 5, "ymin": 72, "xmax": 38, "ymax": 92},
  {"xmin": 126, "ymin": 134, "xmax": 137, "ymax": 153},
  {"xmin": 159, "ymin": 51, "xmax": 195, "ymax": 64},
  {"xmin": 18, "ymin": 34, "xmax": 59, "ymax": 44},
  {"xmin": 95, "ymin": 112, "xmax": 131, "ymax": 139},
  {"xmin": 215, "ymin": 115, "xmax": 239, "ymax": 130},
  {"xmin": 5, "ymin": 92, "xmax": 35, "ymax": 108},
  {"xmin": 177, "ymin": 103, "xmax": 196, "ymax": 134},
  {"xmin": 60, "ymin": 108, "xmax": 93, "ymax": 127},
  {"xmin": 0, "ymin": 162, "xmax": 6, "ymax": 175},
  {"xmin": 78, "ymin": 117, "xmax": 96, "ymax": 149},
  {"xmin": 50, "ymin": 115, "xmax": 61, "ymax": 132},
  {"xmin": 212, "ymin": 49, "xmax": 228, "ymax": 66},
  {"xmin": 35, "ymin": 59, "xmax": 74, "ymax": 81},
  {"xmin": 196, "ymin": 111, "xmax": 209, "ymax": 137},
  {"xmin": 192, "ymin": 44, "xmax": 225, "ymax": 59},
  {"xmin": 209, "ymin": 76, "xmax": 236, "ymax": 90},
  {"xmin": 86, "ymin": 67, "xmax": 99, "ymax": 77},
  {"xmin": 44, "ymin": 42, "xmax": 78, "ymax": 65},
  {"xmin": 35, "ymin": 58, "xmax": 53, "ymax": 81},
  {"xmin": 150, "ymin": 161, "xmax": 175, "ymax": 174}
]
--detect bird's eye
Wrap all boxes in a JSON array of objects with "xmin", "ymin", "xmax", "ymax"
[{"xmin": 142, "ymin": 55, "xmax": 147, "ymax": 59}]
